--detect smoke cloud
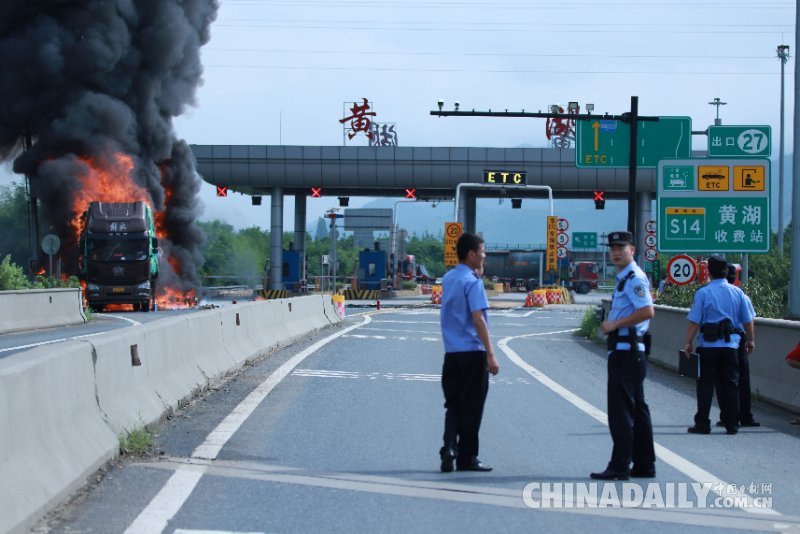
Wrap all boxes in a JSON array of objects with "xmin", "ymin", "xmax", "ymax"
[{"xmin": 0, "ymin": 0, "xmax": 219, "ymax": 290}]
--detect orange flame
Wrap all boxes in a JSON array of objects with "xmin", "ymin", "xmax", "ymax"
[
  {"xmin": 70, "ymin": 154, "xmax": 153, "ymax": 237},
  {"xmin": 70, "ymin": 151, "xmax": 196, "ymax": 311}
]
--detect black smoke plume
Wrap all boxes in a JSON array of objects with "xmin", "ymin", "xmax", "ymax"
[{"xmin": 0, "ymin": 0, "xmax": 219, "ymax": 292}]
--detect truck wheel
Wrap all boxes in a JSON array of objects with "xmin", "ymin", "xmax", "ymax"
[{"xmin": 577, "ymin": 282, "xmax": 590, "ymax": 294}]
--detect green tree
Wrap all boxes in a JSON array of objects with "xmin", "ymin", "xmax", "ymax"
[
  {"xmin": 198, "ymin": 220, "xmax": 236, "ymax": 283},
  {"xmin": 0, "ymin": 182, "xmax": 31, "ymax": 269},
  {"xmin": 407, "ymin": 231, "xmax": 445, "ymax": 276},
  {"xmin": 0, "ymin": 254, "xmax": 30, "ymax": 290}
]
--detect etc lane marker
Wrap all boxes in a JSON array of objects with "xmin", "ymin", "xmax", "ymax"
[
  {"xmin": 125, "ymin": 315, "xmax": 373, "ymax": 534},
  {"xmin": 498, "ymin": 329, "xmax": 781, "ymax": 517}
]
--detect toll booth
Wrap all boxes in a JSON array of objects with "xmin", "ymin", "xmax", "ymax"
[
  {"xmin": 283, "ymin": 250, "xmax": 302, "ymax": 291},
  {"xmin": 358, "ymin": 249, "xmax": 387, "ymax": 290}
]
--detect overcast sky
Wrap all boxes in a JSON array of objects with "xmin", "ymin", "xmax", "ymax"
[{"xmin": 3, "ymin": 0, "xmax": 796, "ymax": 232}]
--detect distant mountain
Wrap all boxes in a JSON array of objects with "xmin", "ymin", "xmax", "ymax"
[{"xmin": 361, "ymin": 197, "xmax": 628, "ymax": 247}]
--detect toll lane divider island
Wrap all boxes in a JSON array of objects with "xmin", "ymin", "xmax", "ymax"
[{"xmin": 0, "ymin": 295, "xmax": 342, "ymax": 534}]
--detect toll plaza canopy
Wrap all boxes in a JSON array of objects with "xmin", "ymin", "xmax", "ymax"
[
  {"xmin": 190, "ymin": 145, "xmax": 658, "ymax": 199},
  {"xmin": 190, "ymin": 144, "xmax": 662, "ymax": 290}
]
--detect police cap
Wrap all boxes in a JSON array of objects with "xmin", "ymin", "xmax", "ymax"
[
  {"xmin": 708, "ymin": 255, "xmax": 727, "ymax": 278},
  {"xmin": 605, "ymin": 231, "xmax": 634, "ymax": 246}
]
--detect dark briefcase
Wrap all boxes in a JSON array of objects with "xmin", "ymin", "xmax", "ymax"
[{"xmin": 679, "ymin": 350, "xmax": 700, "ymax": 379}]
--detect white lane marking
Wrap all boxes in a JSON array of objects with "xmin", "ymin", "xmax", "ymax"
[
  {"xmin": 498, "ymin": 329, "xmax": 781, "ymax": 517},
  {"xmin": 175, "ymin": 530, "xmax": 264, "ymax": 534},
  {"xmin": 0, "ymin": 331, "xmax": 106, "ymax": 354},
  {"xmin": 360, "ymin": 327, "xmax": 440, "ymax": 335},
  {"xmin": 100, "ymin": 313, "xmax": 142, "ymax": 326},
  {"xmin": 125, "ymin": 316, "xmax": 372, "ymax": 534},
  {"xmin": 125, "ymin": 466, "xmax": 205, "ymax": 534},
  {"xmin": 291, "ymin": 369, "xmax": 530, "ymax": 385},
  {"xmin": 372, "ymin": 320, "xmax": 440, "ymax": 324}
]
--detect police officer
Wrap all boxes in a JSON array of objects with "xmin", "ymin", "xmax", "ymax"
[
  {"xmin": 683, "ymin": 255, "xmax": 755, "ymax": 435},
  {"xmin": 716, "ymin": 263, "xmax": 759, "ymax": 428},
  {"xmin": 591, "ymin": 231, "xmax": 656, "ymax": 481},
  {"xmin": 439, "ymin": 233, "xmax": 499, "ymax": 473}
]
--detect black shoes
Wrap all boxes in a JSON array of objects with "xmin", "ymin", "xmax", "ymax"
[
  {"xmin": 716, "ymin": 420, "xmax": 761, "ymax": 428},
  {"xmin": 439, "ymin": 447, "xmax": 456, "ymax": 473},
  {"xmin": 687, "ymin": 425, "xmax": 711, "ymax": 434},
  {"xmin": 726, "ymin": 426, "xmax": 738, "ymax": 435},
  {"xmin": 630, "ymin": 466, "xmax": 656, "ymax": 478},
  {"xmin": 590, "ymin": 469, "xmax": 629, "ymax": 481},
  {"xmin": 456, "ymin": 458, "xmax": 493, "ymax": 472}
]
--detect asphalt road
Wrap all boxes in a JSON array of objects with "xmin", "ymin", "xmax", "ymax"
[{"xmin": 29, "ymin": 303, "xmax": 800, "ymax": 533}]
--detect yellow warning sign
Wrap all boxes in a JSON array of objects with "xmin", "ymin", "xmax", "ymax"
[
  {"xmin": 698, "ymin": 166, "xmax": 729, "ymax": 191},
  {"xmin": 546, "ymin": 216, "xmax": 558, "ymax": 272},
  {"xmin": 444, "ymin": 222, "xmax": 462, "ymax": 267},
  {"xmin": 733, "ymin": 165, "xmax": 766, "ymax": 191}
]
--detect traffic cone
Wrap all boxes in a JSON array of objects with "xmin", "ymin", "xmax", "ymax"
[{"xmin": 524, "ymin": 292, "xmax": 534, "ymax": 307}]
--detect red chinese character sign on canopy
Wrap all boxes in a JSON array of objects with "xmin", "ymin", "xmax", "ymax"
[
  {"xmin": 340, "ymin": 98, "xmax": 376, "ymax": 141},
  {"xmin": 545, "ymin": 103, "xmax": 579, "ymax": 149}
]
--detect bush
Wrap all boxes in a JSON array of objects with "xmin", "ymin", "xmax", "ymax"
[
  {"xmin": 0, "ymin": 255, "xmax": 29, "ymax": 290},
  {"xmin": 401, "ymin": 280, "xmax": 417, "ymax": 290},
  {"xmin": 31, "ymin": 275, "xmax": 81, "ymax": 289},
  {"xmin": 655, "ymin": 280, "xmax": 787, "ymax": 319},
  {"xmin": 577, "ymin": 306, "xmax": 601, "ymax": 339},
  {"xmin": 483, "ymin": 278, "xmax": 495, "ymax": 290}
]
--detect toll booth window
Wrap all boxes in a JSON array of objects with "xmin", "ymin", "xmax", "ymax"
[{"xmin": 369, "ymin": 263, "xmax": 376, "ymax": 276}]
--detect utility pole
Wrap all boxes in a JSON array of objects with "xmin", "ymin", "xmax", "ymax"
[
  {"xmin": 777, "ymin": 45, "xmax": 790, "ymax": 257},
  {"xmin": 790, "ymin": 3, "xmax": 800, "ymax": 318},
  {"xmin": 23, "ymin": 131, "xmax": 41, "ymax": 276},
  {"xmin": 708, "ymin": 97, "xmax": 727, "ymax": 126}
]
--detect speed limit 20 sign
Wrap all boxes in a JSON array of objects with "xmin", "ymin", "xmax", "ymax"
[{"xmin": 667, "ymin": 254, "xmax": 697, "ymax": 286}]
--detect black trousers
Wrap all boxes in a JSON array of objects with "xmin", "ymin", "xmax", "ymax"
[
  {"xmin": 441, "ymin": 351, "xmax": 489, "ymax": 461},
  {"xmin": 718, "ymin": 337, "xmax": 754, "ymax": 424},
  {"xmin": 695, "ymin": 347, "xmax": 739, "ymax": 428},
  {"xmin": 607, "ymin": 350, "xmax": 655, "ymax": 472}
]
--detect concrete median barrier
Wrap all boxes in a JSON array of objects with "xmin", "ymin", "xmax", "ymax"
[
  {"xmin": 0, "ymin": 294, "xmax": 342, "ymax": 533},
  {"xmin": 0, "ymin": 341, "xmax": 118, "ymax": 534},
  {"xmin": 0, "ymin": 288, "xmax": 86, "ymax": 334},
  {"xmin": 600, "ymin": 299, "xmax": 800, "ymax": 413}
]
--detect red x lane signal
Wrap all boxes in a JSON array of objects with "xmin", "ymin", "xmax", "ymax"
[
  {"xmin": 311, "ymin": 187, "xmax": 322, "ymax": 198},
  {"xmin": 405, "ymin": 188, "xmax": 416, "ymax": 199},
  {"xmin": 216, "ymin": 186, "xmax": 228, "ymax": 197},
  {"xmin": 593, "ymin": 191, "xmax": 605, "ymax": 201}
]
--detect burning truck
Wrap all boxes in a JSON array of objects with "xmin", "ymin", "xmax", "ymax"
[{"xmin": 79, "ymin": 201, "xmax": 159, "ymax": 312}]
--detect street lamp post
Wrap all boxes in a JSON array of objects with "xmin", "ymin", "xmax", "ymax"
[{"xmin": 777, "ymin": 44, "xmax": 790, "ymax": 257}]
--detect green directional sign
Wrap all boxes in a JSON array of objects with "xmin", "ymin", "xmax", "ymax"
[
  {"xmin": 572, "ymin": 232, "xmax": 597, "ymax": 250},
  {"xmin": 657, "ymin": 158, "xmax": 771, "ymax": 253},
  {"xmin": 576, "ymin": 116, "xmax": 692, "ymax": 168},
  {"xmin": 707, "ymin": 125, "xmax": 771, "ymax": 158}
]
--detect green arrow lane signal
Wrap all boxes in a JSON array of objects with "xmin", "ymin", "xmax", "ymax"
[{"xmin": 576, "ymin": 116, "xmax": 692, "ymax": 168}]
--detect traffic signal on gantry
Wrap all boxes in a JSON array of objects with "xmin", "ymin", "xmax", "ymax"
[{"xmin": 594, "ymin": 191, "xmax": 605, "ymax": 210}]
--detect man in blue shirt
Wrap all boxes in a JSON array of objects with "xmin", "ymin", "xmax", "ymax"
[
  {"xmin": 591, "ymin": 231, "xmax": 656, "ymax": 481},
  {"xmin": 439, "ymin": 233, "xmax": 499, "ymax": 473},
  {"xmin": 716, "ymin": 263, "xmax": 759, "ymax": 428},
  {"xmin": 683, "ymin": 255, "xmax": 755, "ymax": 435}
]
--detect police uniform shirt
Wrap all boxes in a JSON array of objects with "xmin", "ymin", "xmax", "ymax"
[
  {"xmin": 440, "ymin": 263, "xmax": 490, "ymax": 353},
  {"xmin": 608, "ymin": 261, "xmax": 652, "ymax": 352},
  {"xmin": 687, "ymin": 279, "xmax": 755, "ymax": 349}
]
